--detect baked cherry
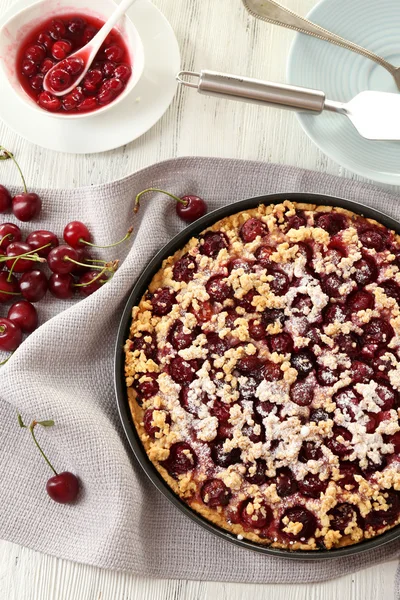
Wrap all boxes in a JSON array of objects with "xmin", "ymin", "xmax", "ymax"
[
  {"xmin": 133, "ymin": 373, "xmax": 159, "ymax": 399},
  {"xmin": 321, "ymin": 273, "xmax": 344, "ymax": 298},
  {"xmin": 353, "ymin": 256, "xmax": 378, "ymax": 286},
  {"xmin": 210, "ymin": 441, "xmax": 241, "ymax": 467},
  {"xmin": 275, "ymin": 468, "xmax": 298, "ymax": 497},
  {"xmin": 336, "ymin": 333, "xmax": 360, "ymax": 357},
  {"xmin": 143, "ymin": 409, "xmax": 170, "ymax": 438},
  {"xmin": 365, "ymin": 491, "xmax": 400, "ymax": 529},
  {"xmin": 350, "ymin": 361, "xmax": 374, "ymax": 384},
  {"xmin": 0, "ymin": 185, "xmax": 12, "ymax": 212},
  {"xmin": 210, "ymin": 400, "xmax": 231, "ymax": 422},
  {"xmin": 310, "ymin": 409, "xmax": 330, "ymax": 423},
  {"xmin": 267, "ymin": 332, "xmax": 293, "ymax": 354},
  {"xmin": 199, "ymin": 231, "xmax": 228, "ymax": 257},
  {"xmin": 0, "ymin": 317, "xmax": 22, "ymax": 351},
  {"xmin": 268, "ymin": 268, "xmax": 289, "ymax": 295},
  {"xmin": 240, "ymin": 218, "xmax": 267, "ymax": 243},
  {"xmin": 130, "ymin": 334, "xmax": 157, "ymax": 360},
  {"xmin": 291, "ymin": 294, "xmax": 313, "ymax": 315},
  {"xmin": 323, "ymin": 303, "xmax": 348, "ymax": 324},
  {"xmin": 150, "ymin": 288, "xmax": 176, "ymax": 316},
  {"xmin": 290, "ymin": 379, "xmax": 314, "ymax": 406},
  {"xmin": 359, "ymin": 228, "xmax": 387, "ymax": 251},
  {"xmin": 262, "ymin": 308, "xmax": 286, "ymax": 327},
  {"xmin": 329, "ymin": 503, "xmax": 357, "ymax": 532},
  {"xmin": 284, "ymin": 211, "xmax": 307, "ymax": 230},
  {"xmin": 168, "ymin": 320, "xmax": 195, "ymax": 350},
  {"xmin": 169, "ymin": 356, "xmax": 197, "ymax": 383},
  {"xmin": 375, "ymin": 382, "xmax": 396, "ymax": 410},
  {"xmin": 280, "ymin": 506, "xmax": 317, "ymax": 539},
  {"xmin": 236, "ymin": 289, "xmax": 259, "ymax": 312},
  {"xmin": 315, "ymin": 212, "xmax": 347, "ymax": 235},
  {"xmin": 298, "ymin": 442, "xmax": 323, "ymax": 463},
  {"xmin": 263, "ymin": 360, "xmax": 282, "ymax": 381},
  {"xmin": 48, "ymin": 273, "xmax": 75, "ymax": 299},
  {"xmin": 240, "ymin": 499, "xmax": 272, "ymax": 529},
  {"xmin": 316, "ymin": 367, "xmax": 339, "ymax": 386},
  {"xmin": 387, "ymin": 431, "xmax": 400, "ymax": 453},
  {"xmin": 227, "ymin": 258, "xmax": 254, "ymax": 273},
  {"xmin": 172, "ymin": 254, "xmax": 197, "ymax": 282},
  {"xmin": 363, "ymin": 318, "xmax": 394, "ymax": 347},
  {"xmin": 7, "ymin": 300, "xmax": 38, "ymax": 334},
  {"xmin": 380, "ymin": 280, "xmax": 400, "ymax": 304},
  {"xmin": 338, "ymin": 462, "xmax": 361, "ymax": 488},
  {"xmin": 236, "ymin": 355, "xmax": 262, "ymax": 374},
  {"xmin": 249, "ymin": 319, "xmax": 266, "ymax": 340},
  {"xmin": 290, "ymin": 350, "xmax": 316, "ymax": 378},
  {"xmin": 161, "ymin": 442, "xmax": 197, "ymax": 478},
  {"xmin": 206, "ymin": 332, "xmax": 229, "ymax": 355},
  {"xmin": 326, "ymin": 426, "xmax": 352, "ymax": 456},
  {"xmin": 206, "ymin": 276, "xmax": 231, "ymax": 302},
  {"xmin": 333, "ymin": 386, "xmax": 361, "ymax": 420},
  {"xmin": 244, "ymin": 460, "xmax": 267, "ymax": 485},
  {"xmin": 298, "ymin": 473, "xmax": 328, "ymax": 499},
  {"xmin": 201, "ymin": 479, "xmax": 231, "ymax": 507}
]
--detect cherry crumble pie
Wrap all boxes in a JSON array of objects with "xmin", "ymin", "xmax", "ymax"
[{"xmin": 124, "ymin": 201, "xmax": 400, "ymax": 550}]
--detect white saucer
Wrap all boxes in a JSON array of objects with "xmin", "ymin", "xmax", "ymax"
[
  {"xmin": 0, "ymin": 0, "xmax": 180, "ymax": 153},
  {"xmin": 287, "ymin": 0, "xmax": 400, "ymax": 186}
]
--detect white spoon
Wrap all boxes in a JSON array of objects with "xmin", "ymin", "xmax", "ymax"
[{"xmin": 43, "ymin": 0, "xmax": 137, "ymax": 96}]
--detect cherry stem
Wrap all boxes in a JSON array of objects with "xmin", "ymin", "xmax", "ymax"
[
  {"xmin": 86, "ymin": 258, "xmax": 107, "ymax": 264},
  {"xmin": 0, "ymin": 352, "xmax": 13, "ymax": 365},
  {"xmin": 74, "ymin": 261, "xmax": 118, "ymax": 288},
  {"xmin": 0, "ymin": 243, "xmax": 50, "ymax": 264},
  {"xmin": 80, "ymin": 227, "xmax": 133, "ymax": 249},
  {"xmin": 0, "ymin": 145, "xmax": 27, "ymax": 193},
  {"xmin": 63, "ymin": 257, "xmax": 106, "ymax": 271},
  {"xmin": 0, "ymin": 288, "xmax": 19, "ymax": 296},
  {"xmin": 0, "ymin": 234, "xmax": 12, "ymax": 247},
  {"xmin": 134, "ymin": 188, "xmax": 187, "ymax": 213},
  {"xmin": 29, "ymin": 421, "xmax": 58, "ymax": 476}
]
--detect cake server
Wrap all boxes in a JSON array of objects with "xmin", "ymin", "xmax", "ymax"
[
  {"xmin": 241, "ymin": 0, "xmax": 400, "ymax": 91},
  {"xmin": 177, "ymin": 70, "xmax": 400, "ymax": 141}
]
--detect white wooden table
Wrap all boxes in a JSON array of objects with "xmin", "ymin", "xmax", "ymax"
[{"xmin": 0, "ymin": 0, "xmax": 398, "ymax": 598}]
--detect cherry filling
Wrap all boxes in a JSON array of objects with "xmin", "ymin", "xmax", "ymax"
[
  {"xmin": 143, "ymin": 409, "xmax": 171, "ymax": 438},
  {"xmin": 328, "ymin": 503, "xmax": 358, "ymax": 532},
  {"xmin": 240, "ymin": 218, "xmax": 267, "ymax": 242},
  {"xmin": 172, "ymin": 253, "xmax": 197, "ymax": 282},
  {"xmin": 235, "ymin": 355, "xmax": 263, "ymax": 374},
  {"xmin": 267, "ymin": 332, "xmax": 293, "ymax": 354},
  {"xmin": 244, "ymin": 459, "xmax": 267, "ymax": 485},
  {"xmin": 326, "ymin": 426, "xmax": 352, "ymax": 456},
  {"xmin": 16, "ymin": 14, "xmax": 132, "ymax": 113},
  {"xmin": 298, "ymin": 474, "xmax": 328, "ymax": 499},
  {"xmin": 206, "ymin": 332, "xmax": 229, "ymax": 355},
  {"xmin": 133, "ymin": 373, "xmax": 159, "ymax": 403},
  {"xmin": 210, "ymin": 440, "xmax": 241, "ymax": 467},
  {"xmin": 129, "ymin": 333, "xmax": 157, "ymax": 360},
  {"xmin": 347, "ymin": 290, "xmax": 374, "ymax": 312},
  {"xmin": 333, "ymin": 386, "xmax": 361, "ymax": 420},
  {"xmin": 284, "ymin": 211, "xmax": 307, "ymax": 230},
  {"xmin": 290, "ymin": 378, "xmax": 314, "ymax": 406},
  {"xmin": 315, "ymin": 212, "xmax": 347, "ymax": 235},
  {"xmin": 263, "ymin": 360, "xmax": 282, "ymax": 381},
  {"xmin": 169, "ymin": 356, "xmax": 198, "ymax": 383},
  {"xmin": 161, "ymin": 442, "xmax": 197, "ymax": 478},
  {"xmin": 201, "ymin": 479, "xmax": 231, "ymax": 507},
  {"xmin": 290, "ymin": 350, "xmax": 316, "ymax": 378},
  {"xmin": 350, "ymin": 361, "xmax": 374, "ymax": 384},
  {"xmin": 363, "ymin": 318, "xmax": 394, "ymax": 348},
  {"xmin": 206, "ymin": 276, "xmax": 231, "ymax": 302},
  {"xmin": 365, "ymin": 491, "xmax": 400, "ymax": 529},
  {"xmin": 239, "ymin": 499, "xmax": 273, "ymax": 529},
  {"xmin": 321, "ymin": 273, "xmax": 344, "ymax": 298},
  {"xmin": 353, "ymin": 255, "xmax": 378, "ymax": 286},
  {"xmin": 267, "ymin": 268, "xmax": 290, "ymax": 296},
  {"xmin": 279, "ymin": 506, "xmax": 317, "ymax": 540},
  {"xmin": 169, "ymin": 320, "xmax": 197, "ymax": 351},
  {"xmin": 150, "ymin": 288, "xmax": 176, "ymax": 316},
  {"xmin": 380, "ymin": 280, "xmax": 400, "ymax": 305},
  {"xmin": 255, "ymin": 245, "xmax": 274, "ymax": 267},
  {"xmin": 274, "ymin": 468, "xmax": 298, "ymax": 497},
  {"xmin": 199, "ymin": 231, "xmax": 229, "ymax": 257},
  {"xmin": 338, "ymin": 461, "xmax": 361, "ymax": 488},
  {"xmin": 298, "ymin": 442, "xmax": 323, "ymax": 463}
]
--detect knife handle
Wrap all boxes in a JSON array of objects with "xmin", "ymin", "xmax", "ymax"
[{"xmin": 177, "ymin": 70, "xmax": 326, "ymax": 113}]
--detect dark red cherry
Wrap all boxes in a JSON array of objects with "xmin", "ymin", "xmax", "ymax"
[
  {"xmin": 321, "ymin": 273, "xmax": 344, "ymax": 298},
  {"xmin": 199, "ymin": 231, "xmax": 228, "ymax": 257},
  {"xmin": 206, "ymin": 332, "xmax": 229, "ymax": 355},
  {"xmin": 347, "ymin": 290, "xmax": 374, "ymax": 313},
  {"xmin": 255, "ymin": 245, "xmax": 274, "ymax": 267},
  {"xmin": 310, "ymin": 409, "xmax": 330, "ymax": 423},
  {"xmin": 290, "ymin": 378, "xmax": 314, "ymax": 406},
  {"xmin": 315, "ymin": 212, "xmax": 347, "ymax": 235},
  {"xmin": 261, "ymin": 308, "xmax": 286, "ymax": 327},
  {"xmin": 365, "ymin": 491, "xmax": 400, "ymax": 529},
  {"xmin": 275, "ymin": 468, "xmax": 298, "ymax": 497},
  {"xmin": 298, "ymin": 473, "xmax": 328, "ymax": 499},
  {"xmin": 240, "ymin": 499, "xmax": 272, "ymax": 529},
  {"xmin": 129, "ymin": 333, "xmax": 157, "ymax": 360},
  {"xmin": 359, "ymin": 228, "xmax": 387, "ymax": 251},
  {"xmin": 268, "ymin": 268, "xmax": 289, "ymax": 296},
  {"xmin": 176, "ymin": 195, "xmax": 207, "ymax": 222},
  {"xmin": 0, "ymin": 272, "xmax": 19, "ymax": 303},
  {"xmin": 78, "ymin": 270, "xmax": 110, "ymax": 296},
  {"xmin": 375, "ymin": 382, "xmax": 396, "ymax": 410},
  {"xmin": 48, "ymin": 273, "xmax": 75, "ymax": 299},
  {"xmin": 179, "ymin": 387, "xmax": 201, "ymax": 416},
  {"xmin": 336, "ymin": 333, "xmax": 361, "ymax": 357},
  {"xmin": 133, "ymin": 373, "xmax": 159, "ymax": 399},
  {"xmin": 7, "ymin": 300, "xmax": 38, "ymax": 333},
  {"xmin": 244, "ymin": 460, "xmax": 267, "ymax": 485},
  {"xmin": 326, "ymin": 426, "xmax": 352, "ymax": 456},
  {"xmin": 114, "ymin": 64, "xmax": 132, "ymax": 81},
  {"xmin": 236, "ymin": 355, "xmax": 262, "ymax": 374},
  {"xmin": 338, "ymin": 462, "xmax": 361, "ymax": 488},
  {"xmin": 323, "ymin": 303, "xmax": 348, "ymax": 324},
  {"xmin": 316, "ymin": 367, "xmax": 339, "ymax": 386},
  {"xmin": 353, "ymin": 256, "xmax": 378, "ymax": 286},
  {"xmin": 263, "ymin": 360, "xmax": 282, "ymax": 381},
  {"xmin": 19, "ymin": 270, "xmax": 48, "ymax": 302},
  {"xmin": 240, "ymin": 218, "xmax": 267, "ymax": 242},
  {"xmin": 363, "ymin": 454, "xmax": 388, "ymax": 474},
  {"xmin": 298, "ymin": 442, "xmax": 323, "ymax": 463},
  {"xmin": 279, "ymin": 506, "xmax": 317, "ymax": 539},
  {"xmin": 206, "ymin": 276, "xmax": 231, "ymax": 302},
  {"xmin": 169, "ymin": 356, "xmax": 197, "ymax": 383},
  {"xmin": 210, "ymin": 400, "xmax": 231, "ymax": 422},
  {"xmin": 151, "ymin": 288, "xmax": 176, "ymax": 316},
  {"xmin": 248, "ymin": 319, "xmax": 266, "ymax": 340},
  {"xmin": 0, "ymin": 317, "xmax": 22, "ymax": 351},
  {"xmin": 235, "ymin": 289, "xmax": 258, "ymax": 312},
  {"xmin": 380, "ymin": 280, "xmax": 400, "ymax": 304},
  {"xmin": 143, "ymin": 409, "xmax": 170, "ymax": 438},
  {"xmin": 0, "ymin": 223, "xmax": 21, "ymax": 249},
  {"xmin": 46, "ymin": 471, "xmax": 79, "ymax": 504},
  {"xmin": 161, "ymin": 442, "xmax": 197, "ymax": 478},
  {"xmin": 227, "ymin": 258, "xmax": 254, "ymax": 273},
  {"xmin": 387, "ymin": 431, "xmax": 400, "ymax": 452},
  {"xmin": 329, "ymin": 503, "xmax": 357, "ymax": 532},
  {"xmin": 210, "ymin": 441, "xmax": 241, "ymax": 467},
  {"xmin": 201, "ymin": 479, "xmax": 231, "ymax": 507},
  {"xmin": 295, "ymin": 241, "xmax": 313, "ymax": 262},
  {"xmin": 254, "ymin": 401, "xmax": 275, "ymax": 420},
  {"xmin": 26, "ymin": 230, "xmax": 58, "ymax": 257},
  {"xmin": 47, "ymin": 245, "xmax": 78, "ymax": 274},
  {"xmin": 350, "ymin": 361, "xmax": 374, "ymax": 384},
  {"xmin": 333, "ymin": 386, "xmax": 361, "ymax": 419},
  {"xmin": 12, "ymin": 193, "xmax": 42, "ymax": 221},
  {"xmin": 0, "ymin": 185, "xmax": 12, "ymax": 213},
  {"xmin": 168, "ymin": 320, "xmax": 195, "ymax": 351},
  {"xmin": 285, "ymin": 211, "xmax": 307, "ymax": 230},
  {"xmin": 267, "ymin": 332, "xmax": 293, "ymax": 354},
  {"xmin": 363, "ymin": 318, "xmax": 394, "ymax": 346},
  {"xmin": 290, "ymin": 350, "xmax": 316, "ymax": 378},
  {"xmin": 173, "ymin": 253, "xmax": 197, "ymax": 283},
  {"xmin": 192, "ymin": 300, "xmax": 213, "ymax": 323},
  {"xmin": 6, "ymin": 242, "xmax": 37, "ymax": 272},
  {"xmin": 291, "ymin": 294, "xmax": 313, "ymax": 315}
]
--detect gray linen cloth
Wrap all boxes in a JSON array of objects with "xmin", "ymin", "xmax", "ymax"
[{"xmin": 1, "ymin": 157, "xmax": 400, "ymax": 586}]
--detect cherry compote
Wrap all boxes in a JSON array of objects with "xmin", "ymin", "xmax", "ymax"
[{"xmin": 17, "ymin": 14, "xmax": 132, "ymax": 114}]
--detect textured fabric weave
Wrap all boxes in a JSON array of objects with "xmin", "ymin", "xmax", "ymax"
[{"xmin": 0, "ymin": 157, "xmax": 399, "ymax": 585}]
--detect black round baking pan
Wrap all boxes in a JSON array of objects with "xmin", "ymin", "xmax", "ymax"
[{"xmin": 115, "ymin": 192, "xmax": 400, "ymax": 560}]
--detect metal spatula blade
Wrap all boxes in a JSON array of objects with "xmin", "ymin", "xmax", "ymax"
[{"xmin": 177, "ymin": 70, "xmax": 400, "ymax": 141}]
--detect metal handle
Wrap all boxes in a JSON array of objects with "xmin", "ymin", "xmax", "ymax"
[
  {"xmin": 242, "ymin": 0, "xmax": 397, "ymax": 77},
  {"xmin": 177, "ymin": 70, "xmax": 326, "ymax": 113}
]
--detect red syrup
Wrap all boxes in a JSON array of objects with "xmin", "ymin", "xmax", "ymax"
[{"xmin": 16, "ymin": 14, "xmax": 132, "ymax": 114}]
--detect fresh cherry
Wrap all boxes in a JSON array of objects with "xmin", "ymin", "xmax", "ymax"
[
  {"xmin": 0, "ymin": 272, "xmax": 19, "ymax": 303},
  {"xmin": 0, "ymin": 185, "xmax": 12, "ymax": 212},
  {"xmin": 0, "ymin": 317, "xmax": 22, "ymax": 351},
  {"xmin": 78, "ymin": 269, "xmax": 110, "ymax": 296},
  {"xmin": 19, "ymin": 270, "xmax": 48, "ymax": 302},
  {"xmin": 47, "ymin": 245, "xmax": 78, "ymax": 274},
  {"xmin": 26, "ymin": 230, "xmax": 58, "ymax": 257},
  {"xmin": 135, "ymin": 188, "xmax": 207, "ymax": 223},
  {"xmin": 8, "ymin": 300, "xmax": 38, "ymax": 333},
  {"xmin": 0, "ymin": 222, "xmax": 21, "ymax": 249},
  {"xmin": 6, "ymin": 242, "xmax": 42, "ymax": 273}
]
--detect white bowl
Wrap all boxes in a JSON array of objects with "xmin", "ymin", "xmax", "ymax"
[{"xmin": 0, "ymin": 0, "xmax": 145, "ymax": 119}]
